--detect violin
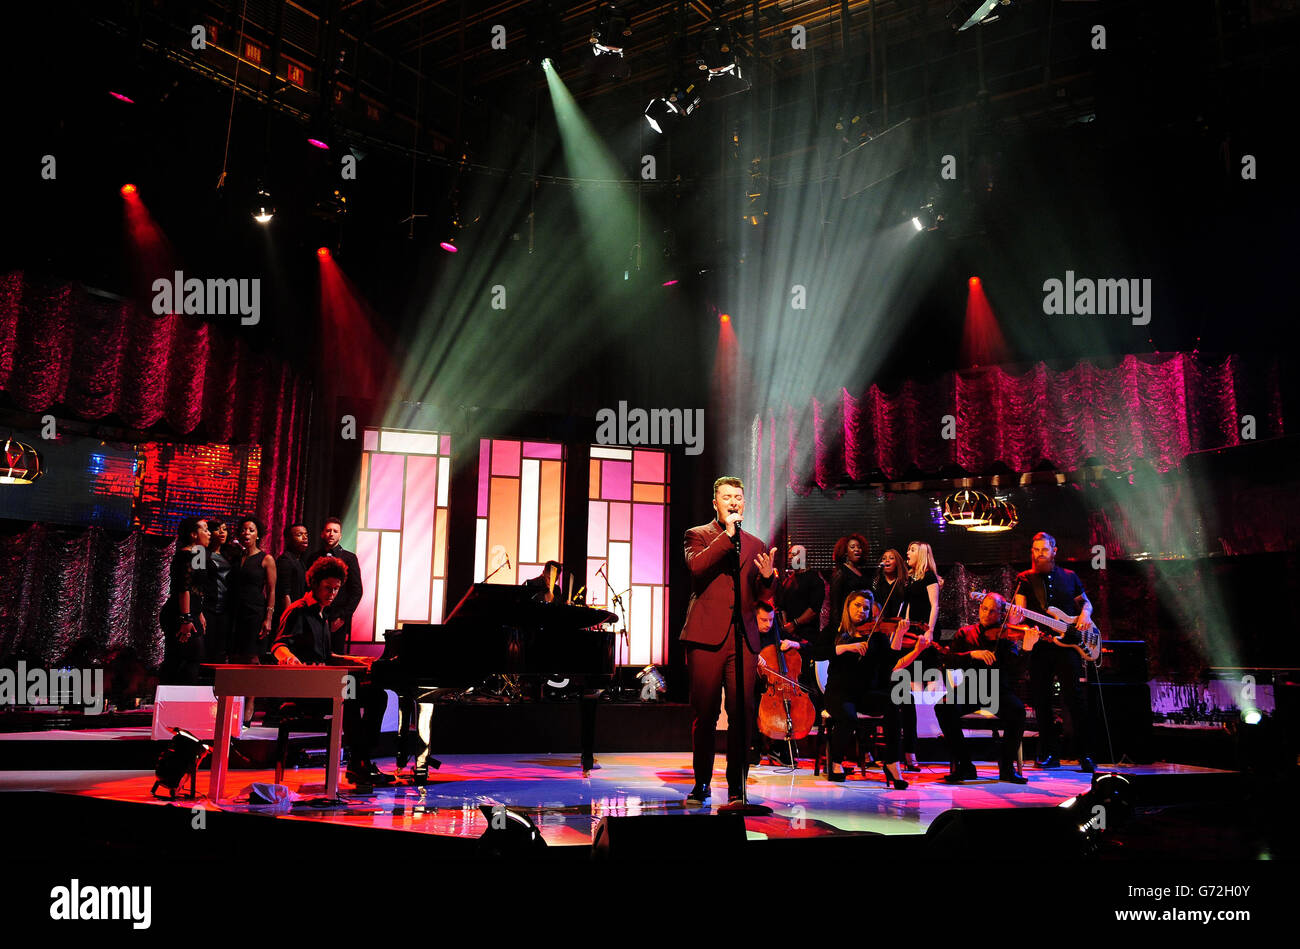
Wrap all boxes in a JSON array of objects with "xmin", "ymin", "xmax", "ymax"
[{"xmin": 757, "ymin": 608, "xmax": 816, "ymax": 742}]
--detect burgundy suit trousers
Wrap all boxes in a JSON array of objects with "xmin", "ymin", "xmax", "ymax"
[{"xmin": 687, "ymin": 621, "xmax": 757, "ymax": 789}]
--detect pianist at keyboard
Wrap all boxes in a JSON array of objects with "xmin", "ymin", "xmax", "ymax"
[{"xmin": 271, "ymin": 556, "xmax": 397, "ymax": 787}]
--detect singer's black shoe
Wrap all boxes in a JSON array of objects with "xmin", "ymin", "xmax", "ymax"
[
  {"xmin": 1038, "ymin": 754, "xmax": 1061, "ymax": 769},
  {"xmin": 942, "ymin": 772, "xmax": 966, "ymax": 785},
  {"xmin": 1079, "ymin": 757, "xmax": 1096, "ymax": 773},
  {"xmin": 999, "ymin": 769, "xmax": 1029, "ymax": 784},
  {"xmin": 960, "ymin": 761, "xmax": 978, "ymax": 780},
  {"xmin": 685, "ymin": 783, "xmax": 710, "ymax": 804},
  {"xmin": 346, "ymin": 760, "xmax": 398, "ymax": 787},
  {"xmin": 727, "ymin": 791, "xmax": 744, "ymax": 805}
]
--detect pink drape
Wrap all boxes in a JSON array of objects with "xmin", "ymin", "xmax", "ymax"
[
  {"xmin": 0, "ymin": 271, "xmax": 311, "ymax": 550},
  {"xmin": 755, "ymin": 354, "xmax": 1283, "ymax": 492}
]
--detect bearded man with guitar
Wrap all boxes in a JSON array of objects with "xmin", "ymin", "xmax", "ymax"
[{"xmin": 1014, "ymin": 532, "xmax": 1098, "ymax": 773}]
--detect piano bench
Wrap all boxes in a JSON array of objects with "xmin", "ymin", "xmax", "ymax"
[{"xmin": 274, "ymin": 701, "xmax": 334, "ymax": 786}]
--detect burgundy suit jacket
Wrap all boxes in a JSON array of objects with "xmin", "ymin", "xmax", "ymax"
[{"xmin": 679, "ymin": 519, "xmax": 773, "ymax": 652}]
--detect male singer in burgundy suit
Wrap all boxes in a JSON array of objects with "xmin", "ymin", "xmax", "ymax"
[{"xmin": 681, "ymin": 476, "xmax": 776, "ymax": 805}]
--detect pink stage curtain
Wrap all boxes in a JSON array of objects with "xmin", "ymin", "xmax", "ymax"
[
  {"xmin": 755, "ymin": 354, "xmax": 1284, "ymax": 492},
  {"xmin": 0, "ymin": 272, "xmax": 312, "ymax": 664},
  {"xmin": 0, "ymin": 271, "xmax": 311, "ymax": 551},
  {"xmin": 0, "ymin": 525, "xmax": 172, "ymax": 667}
]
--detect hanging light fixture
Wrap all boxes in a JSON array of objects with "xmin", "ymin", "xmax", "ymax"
[
  {"xmin": 0, "ymin": 437, "xmax": 43, "ymax": 485},
  {"xmin": 968, "ymin": 498, "xmax": 1018, "ymax": 533},
  {"xmin": 941, "ymin": 487, "xmax": 993, "ymax": 526}
]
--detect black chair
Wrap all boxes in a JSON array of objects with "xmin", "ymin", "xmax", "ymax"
[
  {"xmin": 272, "ymin": 700, "xmax": 334, "ymax": 785},
  {"xmin": 814, "ymin": 708, "xmax": 886, "ymax": 777}
]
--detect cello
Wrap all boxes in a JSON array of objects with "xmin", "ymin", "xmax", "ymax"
[{"xmin": 757, "ymin": 608, "xmax": 816, "ymax": 750}]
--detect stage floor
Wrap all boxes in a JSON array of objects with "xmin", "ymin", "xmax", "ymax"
[{"xmin": 0, "ymin": 754, "xmax": 1230, "ymax": 845}]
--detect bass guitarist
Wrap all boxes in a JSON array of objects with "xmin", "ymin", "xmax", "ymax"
[{"xmin": 1014, "ymin": 532, "xmax": 1097, "ymax": 773}]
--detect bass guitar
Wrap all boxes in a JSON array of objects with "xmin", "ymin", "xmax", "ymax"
[{"xmin": 969, "ymin": 589, "xmax": 1102, "ymax": 662}]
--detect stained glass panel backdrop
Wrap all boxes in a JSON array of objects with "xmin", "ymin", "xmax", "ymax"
[
  {"xmin": 587, "ymin": 447, "xmax": 669, "ymax": 665},
  {"xmin": 474, "ymin": 439, "xmax": 566, "ymax": 591},
  {"xmin": 353, "ymin": 428, "xmax": 451, "ymax": 643}
]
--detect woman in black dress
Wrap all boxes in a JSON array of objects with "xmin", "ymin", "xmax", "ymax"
[
  {"xmin": 824, "ymin": 591, "xmax": 929, "ymax": 788},
  {"xmin": 232, "ymin": 516, "xmax": 277, "ymax": 725},
  {"xmin": 872, "ymin": 547, "xmax": 920, "ymax": 770},
  {"xmin": 821, "ymin": 533, "xmax": 869, "ymax": 659},
  {"xmin": 160, "ymin": 517, "xmax": 210, "ymax": 685},
  {"xmin": 201, "ymin": 517, "xmax": 236, "ymax": 664},
  {"xmin": 871, "ymin": 548, "xmax": 906, "ymax": 621},
  {"xmin": 899, "ymin": 541, "xmax": 944, "ymax": 770}
]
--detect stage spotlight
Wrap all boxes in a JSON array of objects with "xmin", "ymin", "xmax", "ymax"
[
  {"xmin": 913, "ymin": 200, "xmax": 942, "ymax": 232},
  {"xmin": 644, "ymin": 82, "xmax": 701, "ymax": 134},
  {"xmin": 541, "ymin": 57, "xmax": 554, "ymax": 71},
  {"xmin": 1243, "ymin": 709, "xmax": 1262, "ymax": 725},
  {"xmin": 644, "ymin": 98, "xmax": 673, "ymax": 134},
  {"xmin": 252, "ymin": 187, "xmax": 274, "ymax": 225},
  {"xmin": 440, "ymin": 238, "xmax": 459, "ymax": 253},
  {"xmin": 316, "ymin": 246, "xmax": 331, "ymax": 258},
  {"xmin": 1060, "ymin": 772, "xmax": 1135, "ymax": 835},
  {"xmin": 969, "ymin": 276, "xmax": 981, "ymax": 288},
  {"xmin": 476, "ymin": 804, "xmax": 548, "ymax": 857},
  {"xmin": 949, "ymin": 0, "xmax": 1011, "ymax": 31},
  {"xmin": 587, "ymin": 3, "xmax": 631, "ymax": 79},
  {"xmin": 719, "ymin": 313, "xmax": 730, "ymax": 323},
  {"xmin": 662, "ymin": 278, "xmax": 679, "ymax": 287},
  {"xmin": 109, "ymin": 91, "xmax": 135, "ymax": 104},
  {"xmin": 151, "ymin": 727, "xmax": 211, "ymax": 800},
  {"xmin": 307, "ymin": 137, "xmax": 329, "ymax": 150},
  {"xmin": 120, "ymin": 183, "xmax": 138, "ymax": 197}
]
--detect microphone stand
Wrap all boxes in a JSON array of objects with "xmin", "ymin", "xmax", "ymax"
[
  {"xmin": 597, "ymin": 564, "xmax": 634, "ymax": 701},
  {"xmin": 718, "ymin": 520, "xmax": 772, "ymax": 816}
]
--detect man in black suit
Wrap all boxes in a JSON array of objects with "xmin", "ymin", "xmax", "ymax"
[
  {"xmin": 681, "ymin": 476, "xmax": 776, "ymax": 805},
  {"xmin": 308, "ymin": 516, "xmax": 363, "ymax": 653}
]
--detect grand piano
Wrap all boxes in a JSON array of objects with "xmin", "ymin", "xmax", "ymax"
[{"xmin": 371, "ymin": 583, "xmax": 617, "ymax": 782}]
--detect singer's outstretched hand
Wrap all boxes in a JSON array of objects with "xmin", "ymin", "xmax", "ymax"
[{"xmin": 754, "ymin": 547, "xmax": 777, "ymax": 579}]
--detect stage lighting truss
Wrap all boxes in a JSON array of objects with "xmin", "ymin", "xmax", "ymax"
[{"xmin": 949, "ymin": 0, "xmax": 1012, "ymax": 32}]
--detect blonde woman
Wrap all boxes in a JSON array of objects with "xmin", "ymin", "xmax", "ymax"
[{"xmin": 897, "ymin": 541, "xmax": 942, "ymax": 770}]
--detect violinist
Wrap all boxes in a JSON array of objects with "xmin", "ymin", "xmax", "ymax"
[
  {"xmin": 934, "ymin": 593, "xmax": 1028, "ymax": 784},
  {"xmin": 823, "ymin": 591, "xmax": 928, "ymax": 788}
]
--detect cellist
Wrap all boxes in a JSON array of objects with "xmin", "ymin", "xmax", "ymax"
[{"xmin": 754, "ymin": 600, "xmax": 805, "ymax": 765}]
